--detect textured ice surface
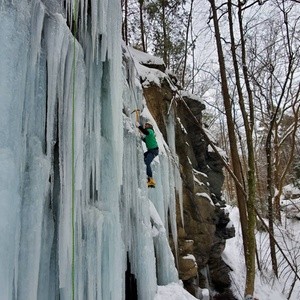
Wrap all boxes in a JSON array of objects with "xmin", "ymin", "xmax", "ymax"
[{"xmin": 0, "ymin": 1, "xmax": 183, "ymax": 299}]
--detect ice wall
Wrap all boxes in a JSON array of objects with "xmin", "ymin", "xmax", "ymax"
[
  {"xmin": 121, "ymin": 67, "xmax": 182, "ymax": 298},
  {"xmin": 0, "ymin": 0, "xmax": 183, "ymax": 300}
]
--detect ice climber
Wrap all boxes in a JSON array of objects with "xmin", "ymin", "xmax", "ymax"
[{"xmin": 137, "ymin": 121, "xmax": 159, "ymax": 188}]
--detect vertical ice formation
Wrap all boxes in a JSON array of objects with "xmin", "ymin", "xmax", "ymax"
[
  {"xmin": 0, "ymin": 0, "xmax": 182, "ymax": 299},
  {"xmin": 0, "ymin": 0, "xmax": 123, "ymax": 299},
  {"xmin": 121, "ymin": 57, "xmax": 180, "ymax": 298},
  {"xmin": 122, "ymin": 45, "xmax": 183, "ymax": 296}
]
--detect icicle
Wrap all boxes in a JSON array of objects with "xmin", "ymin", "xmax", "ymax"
[
  {"xmin": 175, "ymin": 162, "xmax": 184, "ymax": 228},
  {"xmin": 165, "ymin": 106, "xmax": 182, "ymax": 258}
]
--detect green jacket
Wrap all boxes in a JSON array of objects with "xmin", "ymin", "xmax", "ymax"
[{"xmin": 138, "ymin": 126, "xmax": 158, "ymax": 150}]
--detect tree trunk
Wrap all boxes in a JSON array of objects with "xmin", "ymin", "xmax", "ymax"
[
  {"xmin": 181, "ymin": 0, "xmax": 194, "ymax": 87},
  {"xmin": 208, "ymin": 0, "xmax": 249, "ymax": 259},
  {"xmin": 123, "ymin": 0, "xmax": 128, "ymax": 44},
  {"xmin": 162, "ymin": 0, "xmax": 168, "ymax": 66},
  {"xmin": 222, "ymin": 0, "xmax": 258, "ymax": 295},
  {"xmin": 236, "ymin": 1, "xmax": 257, "ymax": 295},
  {"xmin": 138, "ymin": 0, "xmax": 146, "ymax": 52},
  {"xmin": 265, "ymin": 129, "xmax": 278, "ymax": 277}
]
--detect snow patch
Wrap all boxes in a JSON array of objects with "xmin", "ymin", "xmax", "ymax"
[
  {"xmin": 154, "ymin": 282, "xmax": 198, "ymax": 300},
  {"xmin": 196, "ymin": 192, "xmax": 214, "ymax": 206}
]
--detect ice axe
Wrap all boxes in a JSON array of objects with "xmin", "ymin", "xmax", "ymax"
[{"xmin": 131, "ymin": 109, "xmax": 140, "ymax": 123}]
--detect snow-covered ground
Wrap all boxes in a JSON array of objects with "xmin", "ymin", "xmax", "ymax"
[
  {"xmin": 157, "ymin": 186, "xmax": 300, "ymax": 300},
  {"xmin": 155, "ymin": 283, "xmax": 199, "ymax": 300},
  {"xmin": 223, "ymin": 206, "xmax": 284, "ymax": 300},
  {"xmin": 223, "ymin": 200, "xmax": 300, "ymax": 300}
]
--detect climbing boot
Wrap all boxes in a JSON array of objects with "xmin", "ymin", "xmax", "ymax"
[{"xmin": 147, "ymin": 177, "xmax": 156, "ymax": 188}]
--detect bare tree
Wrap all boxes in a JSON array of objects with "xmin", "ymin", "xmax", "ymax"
[
  {"xmin": 247, "ymin": 0, "xmax": 300, "ymax": 278},
  {"xmin": 182, "ymin": 0, "xmax": 194, "ymax": 87},
  {"xmin": 207, "ymin": 1, "xmax": 252, "ymax": 296},
  {"xmin": 122, "ymin": 0, "xmax": 129, "ymax": 44},
  {"xmin": 138, "ymin": 0, "xmax": 147, "ymax": 52},
  {"xmin": 227, "ymin": 0, "xmax": 257, "ymax": 294}
]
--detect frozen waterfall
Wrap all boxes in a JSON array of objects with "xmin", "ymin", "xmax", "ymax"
[{"xmin": 0, "ymin": 0, "xmax": 187, "ymax": 299}]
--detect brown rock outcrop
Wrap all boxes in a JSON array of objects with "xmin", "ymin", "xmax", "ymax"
[{"xmin": 135, "ymin": 53, "xmax": 235, "ymax": 298}]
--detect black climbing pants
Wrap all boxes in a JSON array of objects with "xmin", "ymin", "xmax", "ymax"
[{"xmin": 144, "ymin": 148, "xmax": 159, "ymax": 178}]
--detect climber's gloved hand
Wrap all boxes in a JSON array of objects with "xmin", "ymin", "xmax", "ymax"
[{"xmin": 136, "ymin": 122, "xmax": 140, "ymax": 127}]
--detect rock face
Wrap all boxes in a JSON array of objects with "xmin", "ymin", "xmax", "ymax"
[{"xmin": 136, "ymin": 53, "xmax": 236, "ymax": 298}]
